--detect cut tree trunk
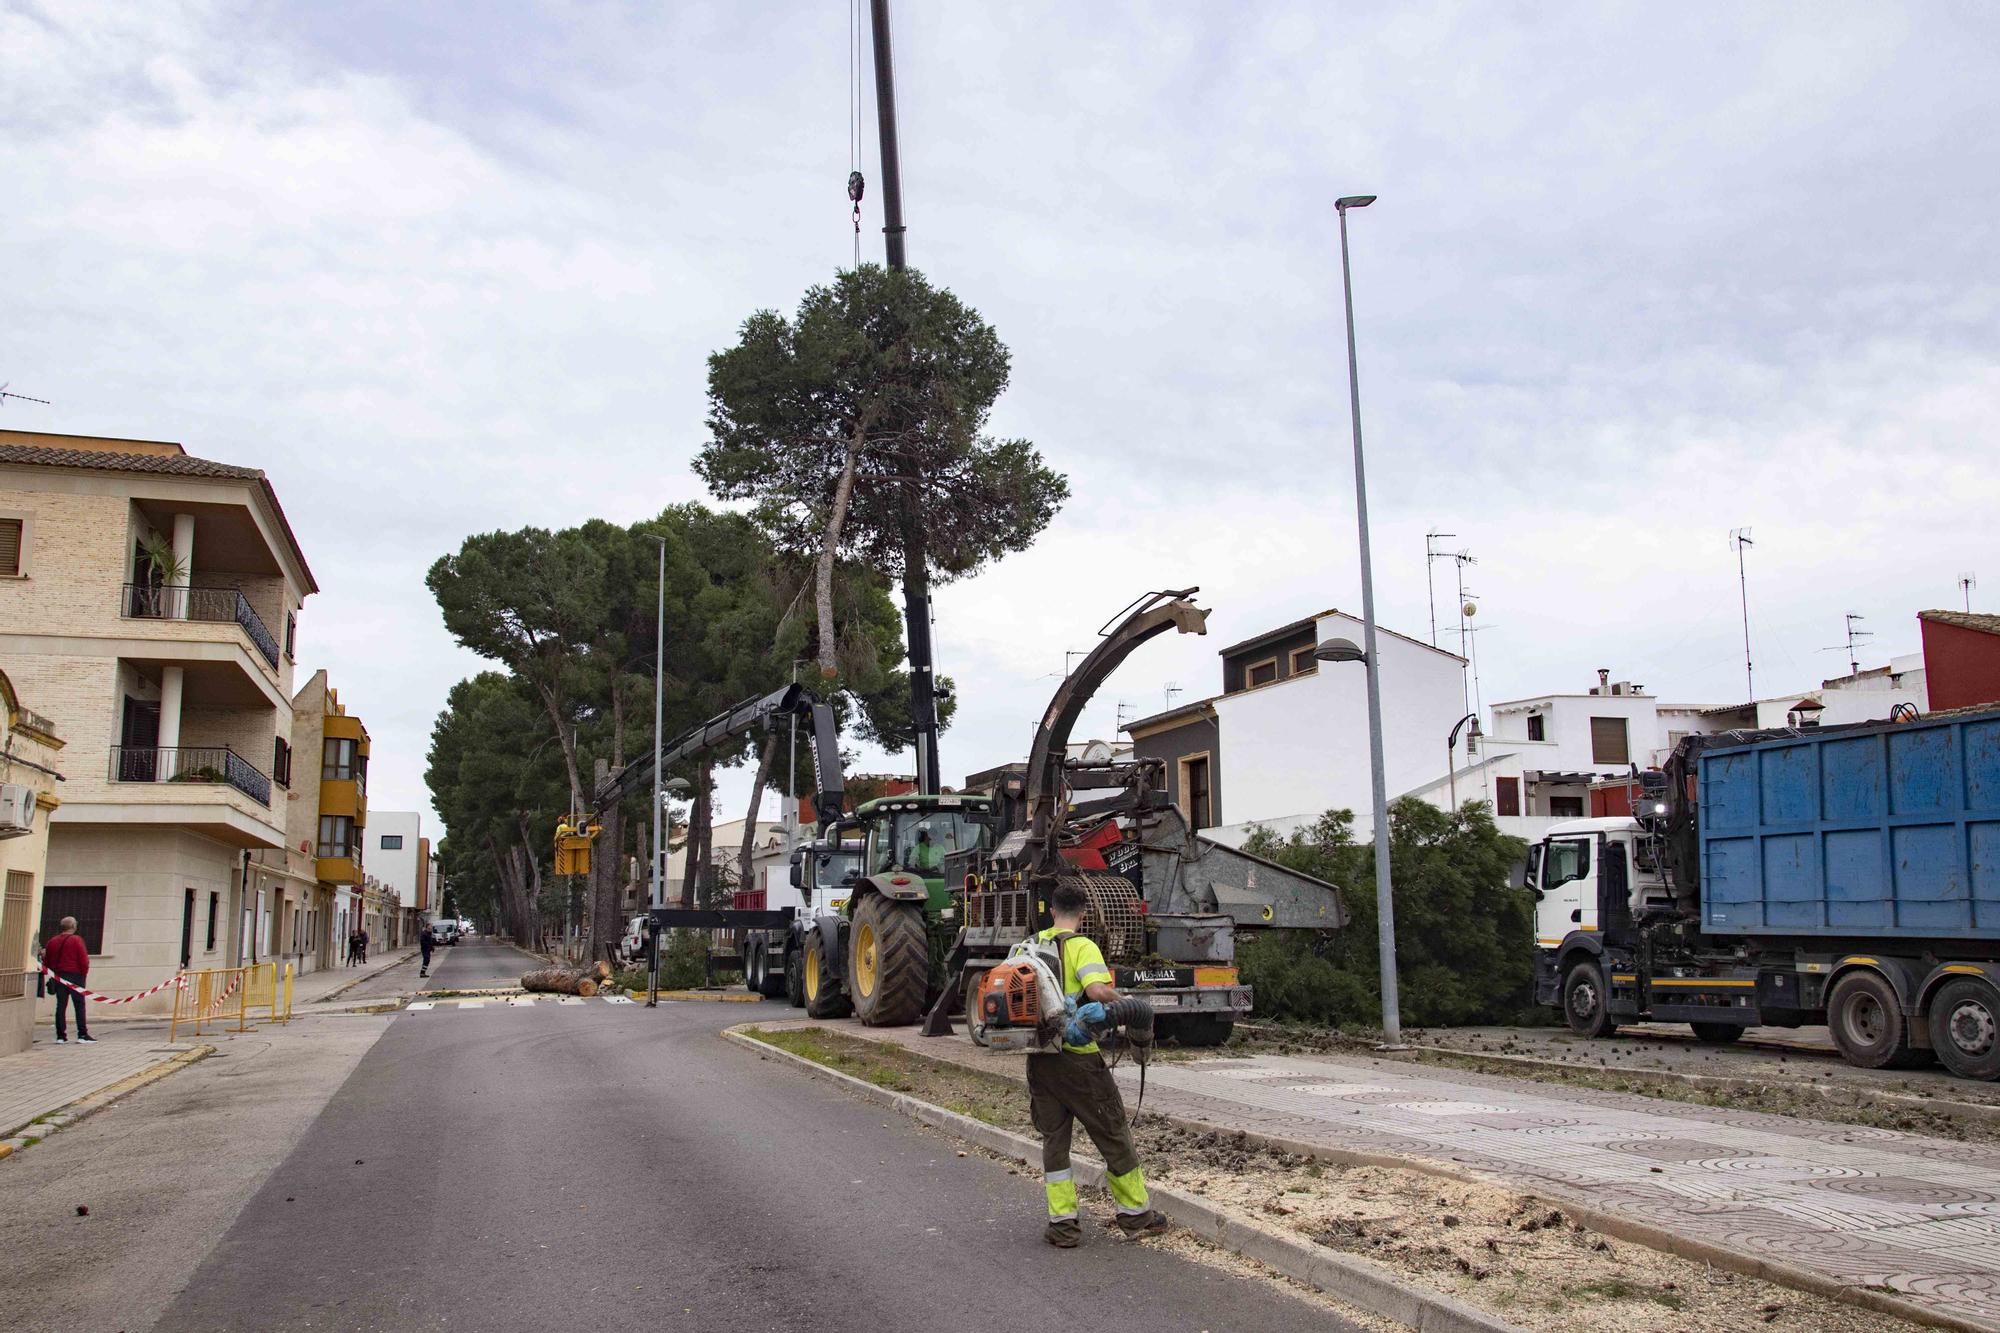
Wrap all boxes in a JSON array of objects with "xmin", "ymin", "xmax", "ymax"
[{"xmin": 521, "ymin": 961, "xmax": 611, "ymax": 997}]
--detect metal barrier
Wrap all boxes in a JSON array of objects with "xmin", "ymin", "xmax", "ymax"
[{"xmin": 170, "ymin": 962, "xmax": 291, "ymax": 1040}]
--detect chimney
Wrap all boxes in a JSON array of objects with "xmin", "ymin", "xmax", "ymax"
[{"xmin": 1596, "ymin": 668, "xmax": 1610, "ymax": 695}]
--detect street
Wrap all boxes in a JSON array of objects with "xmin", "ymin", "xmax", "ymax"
[{"xmin": 0, "ymin": 942, "xmax": 1358, "ymax": 1333}]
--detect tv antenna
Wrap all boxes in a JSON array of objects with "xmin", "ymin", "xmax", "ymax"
[
  {"xmin": 1163, "ymin": 681, "xmax": 1183, "ymax": 709},
  {"xmin": 1961, "ymin": 572, "xmax": 1978, "ymax": 613},
  {"xmin": 1731, "ymin": 528, "xmax": 1755, "ymax": 702},
  {"xmin": 0, "ymin": 383, "xmax": 52, "ymax": 408},
  {"xmin": 1820, "ymin": 612, "xmax": 1873, "ymax": 677},
  {"xmin": 1424, "ymin": 530, "xmax": 1457, "ymax": 646}
]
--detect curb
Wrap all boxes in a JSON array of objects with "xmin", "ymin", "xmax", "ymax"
[
  {"xmin": 724, "ymin": 1025, "xmax": 1520, "ymax": 1333},
  {"xmin": 776, "ymin": 1022, "xmax": 1983, "ymax": 1333},
  {"xmin": 0, "ymin": 1045, "xmax": 214, "ymax": 1160}
]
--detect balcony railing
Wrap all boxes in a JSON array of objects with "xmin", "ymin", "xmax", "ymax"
[
  {"xmin": 121, "ymin": 583, "xmax": 282, "ymax": 669},
  {"xmin": 108, "ymin": 746, "xmax": 273, "ymax": 807}
]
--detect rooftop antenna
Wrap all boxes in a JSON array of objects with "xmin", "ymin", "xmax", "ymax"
[
  {"xmin": 1163, "ymin": 681, "xmax": 1183, "ymax": 709},
  {"xmin": 1731, "ymin": 528, "xmax": 1755, "ymax": 702},
  {"xmin": 0, "ymin": 383, "xmax": 52, "ymax": 408},
  {"xmin": 1424, "ymin": 530, "xmax": 1457, "ymax": 647},
  {"xmin": 1820, "ymin": 613, "xmax": 1873, "ymax": 678},
  {"xmin": 1115, "ymin": 700, "xmax": 1135, "ymax": 732},
  {"xmin": 1961, "ymin": 572, "xmax": 1978, "ymax": 613}
]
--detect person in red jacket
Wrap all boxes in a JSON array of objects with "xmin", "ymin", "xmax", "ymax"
[{"xmin": 43, "ymin": 917, "xmax": 94, "ymax": 1044}]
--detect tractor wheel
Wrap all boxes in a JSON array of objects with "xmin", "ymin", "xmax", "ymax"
[
  {"xmin": 1828, "ymin": 970, "xmax": 1926, "ymax": 1070},
  {"xmin": 849, "ymin": 894, "xmax": 930, "ymax": 1027},
  {"xmin": 804, "ymin": 930, "xmax": 851, "ymax": 1020},
  {"xmin": 964, "ymin": 968, "xmax": 992, "ymax": 1048},
  {"xmin": 785, "ymin": 947, "xmax": 805, "ymax": 1009}
]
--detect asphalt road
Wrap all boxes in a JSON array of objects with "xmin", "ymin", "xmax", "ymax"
[
  {"xmin": 329, "ymin": 932, "xmax": 538, "ymax": 1004},
  {"xmin": 154, "ymin": 942, "xmax": 1356, "ymax": 1332}
]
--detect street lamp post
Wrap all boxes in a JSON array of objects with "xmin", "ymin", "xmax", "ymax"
[
  {"xmin": 1446, "ymin": 712, "xmax": 1480, "ymax": 811},
  {"xmin": 650, "ymin": 536, "xmax": 667, "ymax": 911},
  {"xmin": 1329, "ymin": 190, "xmax": 1405, "ymax": 1048}
]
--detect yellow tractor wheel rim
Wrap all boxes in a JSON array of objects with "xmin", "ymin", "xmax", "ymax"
[
  {"xmin": 804, "ymin": 945, "xmax": 820, "ymax": 999},
  {"xmin": 856, "ymin": 922, "xmax": 878, "ymax": 997}
]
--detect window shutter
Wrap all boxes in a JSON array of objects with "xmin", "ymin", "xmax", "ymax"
[
  {"xmin": 0, "ymin": 519, "xmax": 21, "ymax": 576},
  {"xmin": 1590, "ymin": 716, "xmax": 1630, "ymax": 765},
  {"xmin": 1495, "ymin": 777, "xmax": 1521, "ymax": 817}
]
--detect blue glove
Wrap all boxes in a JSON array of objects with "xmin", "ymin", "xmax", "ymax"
[{"xmin": 1064, "ymin": 1000, "xmax": 1107, "ymax": 1046}]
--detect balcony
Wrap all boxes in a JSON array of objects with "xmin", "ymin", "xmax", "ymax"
[
  {"xmin": 121, "ymin": 583, "xmax": 281, "ymax": 668},
  {"xmin": 108, "ymin": 745, "xmax": 273, "ymax": 807}
]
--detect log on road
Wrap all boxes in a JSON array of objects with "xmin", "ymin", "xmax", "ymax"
[{"xmin": 520, "ymin": 962, "xmax": 610, "ymax": 997}]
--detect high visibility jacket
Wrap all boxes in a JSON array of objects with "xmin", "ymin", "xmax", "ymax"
[{"xmin": 1034, "ymin": 926, "xmax": 1111, "ymax": 1054}]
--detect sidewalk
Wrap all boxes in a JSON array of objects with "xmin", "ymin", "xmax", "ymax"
[
  {"xmin": 0, "ymin": 1029, "xmax": 204, "ymax": 1145},
  {"xmin": 292, "ymin": 948, "xmax": 419, "ymax": 1006},
  {"xmin": 835, "ymin": 1022, "xmax": 2000, "ymax": 1330}
]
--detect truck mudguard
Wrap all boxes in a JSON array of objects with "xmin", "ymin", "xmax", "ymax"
[{"xmin": 811, "ymin": 916, "xmax": 846, "ymax": 982}]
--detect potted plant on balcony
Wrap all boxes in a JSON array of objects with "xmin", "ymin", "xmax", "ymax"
[
  {"xmin": 169, "ymin": 765, "xmax": 225, "ymax": 784},
  {"xmin": 133, "ymin": 534, "xmax": 189, "ymax": 618}
]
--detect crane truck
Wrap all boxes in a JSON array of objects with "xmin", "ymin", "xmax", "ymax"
[{"xmin": 1526, "ymin": 705, "xmax": 2000, "ymax": 1079}]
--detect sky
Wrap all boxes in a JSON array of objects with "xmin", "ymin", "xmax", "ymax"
[{"xmin": 4, "ymin": 1, "xmax": 1997, "ymax": 834}]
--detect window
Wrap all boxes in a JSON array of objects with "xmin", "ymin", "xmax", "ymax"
[
  {"xmin": 380, "ymin": 834, "xmax": 403, "ymax": 850},
  {"xmin": 1, "ymin": 871, "xmax": 33, "ymax": 999},
  {"xmin": 1549, "ymin": 796, "xmax": 1586, "ymax": 818},
  {"xmin": 1526, "ymin": 714, "xmax": 1545, "ymax": 742},
  {"xmin": 206, "ymin": 891, "xmax": 220, "ymax": 951},
  {"xmin": 866, "ymin": 810, "xmax": 990, "ymax": 876},
  {"xmin": 323, "ymin": 737, "xmax": 358, "ymax": 781},
  {"xmin": 39, "ymin": 886, "xmax": 107, "ymax": 954},
  {"xmin": 1290, "ymin": 646, "xmax": 1317, "ymax": 676},
  {"xmin": 1543, "ymin": 838, "xmax": 1592, "ymax": 890},
  {"xmin": 285, "ymin": 611, "xmax": 297, "ymax": 660},
  {"xmin": 318, "ymin": 815, "xmax": 355, "ymax": 858},
  {"xmin": 1246, "ymin": 658, "xmax": 1279, "ymax": 689},
  {"xmin": 1589, "ymin": 716, "xmax": 1630, "ymax": 765},
  {"xmin": 1182, "ymin": 754, "xmax": 1213, "ymax": 829},
  {"xmin": 0, "ymin": 518, "xmax": 22, "ymax": 577},
  {"xmin": 1495, "ymin": 777, "xmax": 1521, "ymax": 817},
  {"xmin": 272, "ymin": 737, "xmax": 292, "ymax": 789}
]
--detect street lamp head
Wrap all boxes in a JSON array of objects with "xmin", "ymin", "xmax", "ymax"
[
  {"xmin": 661, "ymin": 777, "xmax": 691, "ymax": 797},
  {"xmin": 1336, "ymin": 194, "xmax": 1378, "ymax": 210},
  {"xmin": 1314, "ymin": 637, "xmax": 1367, "ymax": 664}
]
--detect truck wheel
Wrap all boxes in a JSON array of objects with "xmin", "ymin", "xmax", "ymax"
[
  {"xmin": 849, "ymin": 895, "xmax": 929, "ymax": 1026},
  {"xmin": 1689, "ymin": 1022, "xmax": 1745, "ymax": 1044},
  {"xmin": 785, "ymin": 947, "xmax": 805, "ymax": 1008},
  {"xmin": 1928, "ymin": 977, "xmax": 2000, "ymax": 1080},
  {"xmin": 744, "ymin": 946, "xmax": 762, "ymax": 994},
  {"xmin": 965, "ymin": 968, "xmax": 992, "ymax": 1048},
  {"xmin": 1562, "ymin": 962, "xmax": 1617, "ymax": 1038},
  {"xmin": 1828, "ymin": 970, "xmax": 1926, "ymax": 1069},
  {"xmin": 758, "ymin": 949, "xmax": 787, "ymax": 999},
  {"xmin": 803, "ymin": 931, "xmax": 851, "ymax": 1020}
]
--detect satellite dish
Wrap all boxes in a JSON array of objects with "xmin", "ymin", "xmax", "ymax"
[{"xmin": 1462, "ymin": 600, "xmax": 1478, "ymax": 618}]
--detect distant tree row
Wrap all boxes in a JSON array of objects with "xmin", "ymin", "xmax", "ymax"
[{"xmin": 426, "ymin": 265, "xmax": 1066, "ymax": 953}]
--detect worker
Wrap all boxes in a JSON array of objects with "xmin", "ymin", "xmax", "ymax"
[
  {"xmin": 910, "ymin": 826, "xmax": 943, "ymax": 873},
  {"xmin": 1029, "ymin": 878, "xmax": 1169, "ymax": 1247}
]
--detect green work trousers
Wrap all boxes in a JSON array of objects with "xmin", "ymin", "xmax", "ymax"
[{"xmin": 1027, "ymin": 1050, "xmax": 1150, "ymax": 1224}]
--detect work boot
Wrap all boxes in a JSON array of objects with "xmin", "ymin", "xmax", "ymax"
[
  {"xmin": 1115, "ymin": 1210, "xmax": 1172, "ymax": 1238},
  {"xmin": 1044, "ymin": 1220, "xmax": 1081, "ymax": 1248}
]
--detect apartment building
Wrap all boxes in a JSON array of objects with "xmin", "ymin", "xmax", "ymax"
[
  {"xmin": 0, "ymin": 669, "xmax": 65, "ymax": 1055},
  {"xmin": 285, "ymin": 671, "xmax": 369, "ymax": 968},
  {"xmin": 0, "ymin": 430, "xmax": 316, "ymax": 1012},
  {"xmin": 367, "ymin": 811, "xmax": 429, "ymax": 942}
]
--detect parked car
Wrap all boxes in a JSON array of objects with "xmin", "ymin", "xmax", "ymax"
[{"xmin": 618, "ymin": 915, "xmax": 649, "ymax": 962}]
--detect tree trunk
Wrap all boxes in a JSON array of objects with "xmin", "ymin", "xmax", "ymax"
[
  {"xmin": 679, "ymin": 761, "xmax": 711, "ymax": 910},
  {"xmin": 533, "ymin": 680, "xmax": 585, "ymax": 812},
  {"xmin": 521, "ymin": 962, "xmax": 609, "ymax": 996},
  {"xmin": 899, "ymin": 505, "xmax": 939, "ymax": 791},
  {"xmin": 589, "ymin": 687, "xmax": 628, "ymax": 958},
  {"xmin": 737, "ymin": 732, "xmax": 779, "ymax": 900},
  {"xmin": 815, "ymin": 417, "xmax": 870, "ymax": 679}
]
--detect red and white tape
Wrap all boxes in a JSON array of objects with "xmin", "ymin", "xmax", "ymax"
[{"xmin": 38, "ymin": 964, "xmax": 188, "ymax": 1006}]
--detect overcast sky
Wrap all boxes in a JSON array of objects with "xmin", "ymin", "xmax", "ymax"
[{"xmin": 6, "ymin": 2, "xmax": 1996, "ymax": 831}]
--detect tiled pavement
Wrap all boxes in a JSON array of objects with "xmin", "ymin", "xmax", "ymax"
[
  {"xmin": 820, "ymin": 1020, "xmax": 2000, "ymax": 1329},
  {"xmin": 1118, "ymin": 1052, "xmax": 2000, "ymax": 1329},
  {"xmin": 0, "ymin": 1032, "xmax": 199, "ymax": 1140}
]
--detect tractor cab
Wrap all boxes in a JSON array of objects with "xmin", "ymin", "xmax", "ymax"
[{"xmin": 852, "ymin": 795, "xmax": 996, "ymax": 913}]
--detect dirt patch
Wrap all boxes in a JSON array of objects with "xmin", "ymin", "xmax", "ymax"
[
  {"xmin": 748, "ymin": 1027, "xmax": 1924, "ymax": 1333},
  {"xmin": 1232, "ymin": 1024, "xmax": 2000, "ymax": 1145}
]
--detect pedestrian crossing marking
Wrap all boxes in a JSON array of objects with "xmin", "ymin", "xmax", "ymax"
[
  {"xmin": 404, "ymin": 995, "xmax": 656, "ymax": 1012},
  {"xmin": 407, "ymin": 1001, "xmax": 435, "ymax": 1011}
]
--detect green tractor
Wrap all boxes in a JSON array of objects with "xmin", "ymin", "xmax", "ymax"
[{"xmin": 797, "ymin": 793, "xmax": 996, "ymax": 1024}]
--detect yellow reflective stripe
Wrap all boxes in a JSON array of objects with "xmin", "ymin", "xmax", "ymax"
[
  {"xmin": 1650, "ymin": 979, "xmax": 1755, "ymax": 988},
  {"xmin": 1107, "ymin": 1165, "xmax": 1149, "ymax": 1214},
  {"xmin": 1075, "ymin": 963, "xmax": 1111, "ymax": 982},
  {"xmin": 1943, "ymin": 965, "xmax": 1985, "ymax": 975}
]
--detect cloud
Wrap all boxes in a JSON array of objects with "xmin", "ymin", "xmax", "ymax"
[{"xmin": 4, "ymin": 1, "xmax": 1995, "ymax": 834}]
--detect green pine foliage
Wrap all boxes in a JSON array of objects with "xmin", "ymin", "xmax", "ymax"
[{"xmin": 1239, "ymin": 799, "xmax": 1537, "ymax": 1030}]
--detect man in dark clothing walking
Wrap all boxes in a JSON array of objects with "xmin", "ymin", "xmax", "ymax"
[
  {"xmin": 43, "ymin": 917, "xmax": 95, "ymax": 1044},
  {"xmin": 419, "ymin": 923, "xmax": 436, "ymax": 978},
  {"xmin": 357, "ymin": 927, "xmax": 369, "ymax": 965}
]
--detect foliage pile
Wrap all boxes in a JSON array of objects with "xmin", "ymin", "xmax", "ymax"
[{"xmin": 1238, "ymin": 799, "xmax": 1537, "ymax": 1029}]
